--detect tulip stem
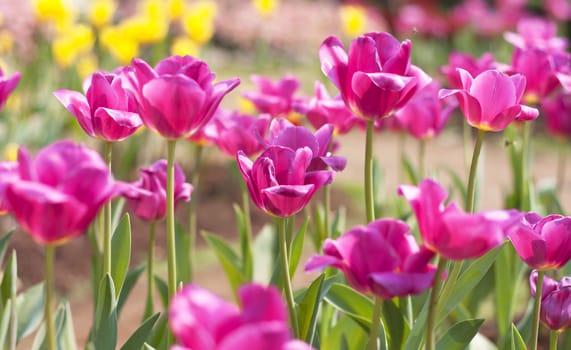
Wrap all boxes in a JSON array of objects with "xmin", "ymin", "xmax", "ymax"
[
  {"xmin": 103, "ymin": 141, "xmax": 112, "ymax": 276},
  {"xmin": 238, "ymin": 165, "xmax": 254, "ymax": 280},
  {"xmin": 279, "ymin": 217, "xmax": 299, "ymax": 338},
  {"xmin": 418, "ymin": 139, "xmax": 426, "ymax": 179},
  {"xmin": 144, "ymin": 221, "xmax": 156, "ymax": 320},
  {"xmin": 166, "ymin": 140, "xmax": 178, "ymax": 299},
  {"xmin": 425, "ymin": 257, "xmax": 447, "ymax": 350},
  {"xmin": 367, "ymin": 297, "xmax": 384, "ymax": 350},
  {"xmin": 44, "ymin": 245, "xmax": 56, "ymax": 350},
  {"xmin": 531, "ymin": 269, "xmax": 545, "ymax": 350},
  {"xmin": 466, "ymin": 129, "xmax": 485, "ymax": 212},
  {"xmin": 365, "ymin": 120, "xmax": 375, "ymax": 222},
  {"xmin": 520, "ymin": 122, "xmax": 532, "ymax": 211},
  {"xmin": 188, "ymin": 143, "xmax": 203, "ymax": 281},
  {"xmin": 550, "ymin": 330, "xmax": 558, "ymax": 350}
]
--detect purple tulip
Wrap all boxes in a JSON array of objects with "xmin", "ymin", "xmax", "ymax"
[
  {"xmin": 242, "ymin": 75, "xmax": 300, "ymax": 117},
  {"xmin": 124, "ymin": 55, "xmax": 240, "ymax": 139},
  {"xmin": 125, "ymin": 159, "xmax": 192, "ymax": 222},
  {"xmin": 169, "ymin": 283, "xmax": 314, "ymax": 350},
  {"xmin": 439, "ymin": 69, "xmax": 539, "ymax": 131},
  {"xmin": 440, "ymin": 51, "xmax": 497, "ymax": 89},
  {"xmin": 508, "ymin": 213, "xmax": 571, "ymax": 270},
  {"xmin": 4, "ymin": 141, "xmax": 121, "ymax": 245},
  {"xmin": 399, "ymin": 178, "xmax": 522, "ymax": 260},
  {"xmin": 54, "ymin": 71, "xmax": 143, "ymax": 142},
  {"xmin": 530, "ymin": 271, "xmax": 571, "ymax": 331},
  {"xmin": 542, "ymin": 92, "xmax": 571, "ymax": 138},
  {"xmin": 305, "ymin": 219, "xmax": 437, "ymax": 299},
  {"xmin": 0, "ymin": 69, "xmax": 20, "ymax": 110},
  {"xmin": 236, "ymin": 146, "xmax": 333, "ymax": 218},
  {"xmin": 319, "ymin": 31, "xmax": 431, "ymax": 121}
]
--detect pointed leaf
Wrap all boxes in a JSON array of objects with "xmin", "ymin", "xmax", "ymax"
[
  {"xmin": 117, "ymin": 264, "xmax": 145, "ymax": 315},
  {"xmin": 233, "ymin": 204, "xmax": 254, "ymax": 282},
  {"xmin": 154, "ymin": 276, "xmax": 169, "ymax": 309},
  {"xmin": 111, "ymin": 214, "xmax": 131, "ymax": 297},
  {"xmin": 202, "ymin": 231, "xmax": 246, "ymax": 298},
  {"xmin": 296, "ymin": 274, "xmax": 325, "ymax": 343},
  {"xmin": 325, "ymin": 283, "xmax": 373, "ymax": 331},
  {"xmin": 511, "ymin": 323, "xmax": 527, "ymax": 350},
  {"xmin": 175, "ymin": 222, "xmax": 191, "ymax": 283},
  {"xmin": 0, "ymin": 231, "xmax": 14, "ymax": 267},
  {"xmin": 0, "ymin": 300, "xmax": 12, "ymax": 348},
  {"xmin": 253, "ymin": 224, "xmax": 277, "ymax": 284},
  {"xmin": 57, "ymin": 301, "xmax": 78, "ymax": 350},
  {"xmin": 401, "ymin": 154, "xmax": 419, "ymax": 185},
  {"xmin": 382, "ymin": 298, "xmax": 408, "ymax": 350},
  {"xmin": 146, "ymin": 314, "xmax": 168, "ymax": 349},
  {"xmin": 120, "ymin": 312, "xmax": 160, "ymax": 350},
  {"xmin": 436, "ymin": 319, "xmax": 484, "ymax": 350},
  {"xmin": 17, "ymin": 282, "xmax": 44, "ymax": 341},
  {"xmin": 289, "ymin": 217, "xmax": 309, "ymax": 278},
  {"xmin": 94, "ymin": 274, "xmax": 117, "ymax": 350},
  {"xmin": 0, "ymin": 251, "xmax": 17, "ymax": 307}
]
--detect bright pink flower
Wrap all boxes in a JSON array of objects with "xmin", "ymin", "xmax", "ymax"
[
  {"xmin": 508, "ymin": 213, "xmax": 571, "ymax": 270},
  {"xmin": 293, "ymin": 81, "xmax": 364, "ymax": 135},
  {"xmin": 395, "ymin": 5, "xmax": 450, "ymax": 38},
  {"xmin": 0, "ymin": 69, "xmax": 20, "ymax": 110},
  {"xmin": 542, "ymin": 93, "xmax": 571, "ymax": 138},
  {"xmin": 125, "ymin": 159, "xmax": 192, "ymax": 222},
  {"xmin": 305, "ymin": 219, "xmax": 437, "ymax": 299},
  {"xmin": 439, "ymin": 69, "xmax": 539, "ymax": 131},
  {"xmin": 0, "ymin": 162, "xmax": 18, "ymax": 213},
  {"xmin": 125, "ymin": 55, "xmax": 240, "ymax": 139},
  {"xmin": 205, "ymin": 108, "xmax": 270, "ymax": 158},
  {"xmin": 4, "ymin": 141, "xmax": 121, "ymax": 245},
  {"xmin": 399, "ymin": 178, "xmax": 522, "ymax": 260},
  {"xmin": 440, "ymin": 51, "xmax": 497, "ymax": 89},
  {"xmin": 544, "ymin": 0, "xmax": 571, "ymax": 21},
  {"xmin": 54, "ymin": 72, "xmax": 143, "ymax": 142},
  {"xmin": 242, "ymin": 75, "xmax": 300, "ymax": 117},
  {"xmin": 504, "ymin": 17, "xmax": 568, "ymax": 53},
  {"xmin": 394, "ymin": 81, "xmax": 455, "ymax": 140},
  {"xmin": 530, "ymin": 271, "xmax": 571, "ymax": 331},
  {"xmin": 236, "ymin": 146, "xmax": 333, "ymax": 218},
  {"xmin": 319, "ymin": 32, "xmax": 431, "ymax": 121},
  {"xmin": 169, "ymin": 283, "xmax": 314, "ymax": 350}
]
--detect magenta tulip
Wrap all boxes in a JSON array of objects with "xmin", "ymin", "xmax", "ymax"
[
  {"xmin": 54, "ymin": 71, "xmax": 143, "ymax": 142},
  {"xmin": 0, "ymin": 161, "xmax": 18, "ymax": 213},
  {"xmin": 542, "ymin": 93, "xmax": 571, "ymax": 138},
  {"xmin": 440, "ymin": 51, "xmax": 497, "ymax": 89},
  {"xmin": 439, "ymin": 69, "xmax": 539, "ymax": 131},
  {"xmin": 504, "ymin": 17, "xmax": 568, "ymax": 53},
  {"xmin": 319, "ymin": 31, "xmax": 431, "ymax": 121},
  {"xmin": 305, "ymin": 219, "xmax": 437, "ymax": 299},
  {"xmin": 242, "ymin": 75, "xmax": 300, "ymax": 117},
  {"xmin": 530, "ymin": 271, "xmax": 571, "ymax": 331},
  {"xmin": 4, "ymin": 141, "xmax": 121, "ymax": 245},
  {"xmin": 236, "ymin": 146, "xmax": 333, "ymax": 218},
  {"xmin": 399, "ymin": 178, "xmax": 522, "ymax": 260},
  {"xmin": 124, "ymin": 55, "xmax": 240, "ymax": 139},
  {"xmin": 125, "ymin": 159, "xmax": 192, "ymax": 222},
  {"xmin": 0, "ymin": 68, "xmax": 20, "ymax": 110},
  {"xmin": 508, "ymin": 213, "xmax": 571, "ymax": 270},
  {"xmin": 169, "ymin": 283, "xmax": 314, "ymax": 350},
  {"xmin": 544, "ymin": 0, "xmax": 571, "ymax": 21}
]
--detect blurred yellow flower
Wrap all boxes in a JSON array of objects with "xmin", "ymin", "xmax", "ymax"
[
  {"xmin": 88, "ymin": 0, "xmax": 117, "ymax": 29},
  {"xmin": 3, "ymin": 143, "xmax": 18, "ymax": 162},
  {"xmin": 121, "ymin": 15, "xmax": 169, "ymax": 44},
  {"xmin": 76, "ymin": 54, "xmax": 98, "ymax": 80},
  {"xmin": 33, "ymin": 0, "xmax": 76, "ymax": 31},
  {"xmin": 340, "ymin": 4, "xmax": 367, "ymax": 37},
  {"xmin": 238, "ymin": 97, "xmax": 256, "ymax": 115},
  {"xmin": 182, "ymin": 1, "xmax": 217, "ymax": 45},
  {"xmin": 52, "ymin": 24, "xmax": 94, "ymax": 68},
  {"xmin": 0, "ymin": 30, "xmax": 14, "ymax": 55},
  {"xmin": 253, "ymin": 0, "xmax": 278, "ymax": 17},
  {"xmin": 168, "ymin": 0, "xmax": 186, "ymax": 21},
  {"xmin": 100, "ymin": 25, "xmax": 140, "ymax": 64},
  {"xmin": 171, "ymin": 36, "xmax": 200, "ymax": 57},
  {"xmin": 141, "ymin": 0, "xmax": 168, "ymax": 20}
]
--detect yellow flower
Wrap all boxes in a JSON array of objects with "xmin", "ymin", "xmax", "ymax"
[
  {"xmin": 33, "ymin": 0, "xmax": 76, "ymax": 31},
  {"xmin": 121, "ymin": 15, "xmax": 168, "ymax": 44},
  {"xmin": 100, "ymin": 25, "xmax": 140, "ymax": 64},
  {"xmin": 52, "ymin": 24, "xmax": 94, "ymax": 68},
  {"xmin": 238, "ymin": 97, "xmax": 256, "ymax": 115},
  {"xmin": 76, "ymin": 54, "xmax": 98, "ymax": 80},
  {"xmin": 182, "ymin": 1, "xmax": 217, "ymax": 45},
  {"xmin": 340, "ymin": 4, "xmax": 367, "ymax": 37},
  {"xmin": 141, "ymin": 0, "xmax": 168, "ymax": 20},
  {"xmin": 171, "ymin": 36, "xmax": 200, "ymax": 57},
  {"xmin": 0, "ymin": 30, "xmax": 14, "ymax": 55},
  {"xmin": 88, "ymin": 0, "xmax": 117, "ymax": 29},
  {"xmin": 253, "ymin": 0, "xmax": 278, "ymax": 17},
  {"xmin": 168, "ymin": 0, "xmax": 186, "ymax": 21},
  {"xmin": 3, "ymin": 143, "xmax": 18, "ymax": 162}
]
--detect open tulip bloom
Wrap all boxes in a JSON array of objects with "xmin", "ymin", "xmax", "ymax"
[
  {"xmin": 530, "ymin": 271, "xmax": 571, "ymax": 332},
  {"xmin": 242, "ymin": 75, "xmax": 301, "ymax": 117}
]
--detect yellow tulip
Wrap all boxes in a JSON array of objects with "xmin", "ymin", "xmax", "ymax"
[
  {"xmin": 0, "ymin": 30, "xmax": 14, "ymax": 55},
  {"xmin": 121, "ymin": 15, "xmax": 168, "ymax": 44},
  {"xmin": 88, "ymin": 0, "xmax": 117, "ymax": 29},
  {"xmin": 253, "ymin": 0, "xmax": 278, "ymax": 17},
  {"xmin": 168, "ymin": 0, "xmax": 186, "ymax": 21},
  {"xmin": 33, "ymin": 0, "xmax": 76, "ymax": 31},
  {"xmin": 182, "ymin": 1, "xmax": 217, "ymax": 45},
  {"xmin": 100, "ymin": 25, "xmax": 140, "ymax": 64},
  {"xmin": 339, "ymin": 4, "xmax": 368, "ymax": 37},
  {"xmin": 171, "ymin": 36, "xmax": 200, "ymax": 57},
  {"xmin": 76, "ymin": 54, "xmax": 98, "ymax": 80},
  {"xmin": 52, "ymin": 24, "xmax": 94, "ymax": 68}
]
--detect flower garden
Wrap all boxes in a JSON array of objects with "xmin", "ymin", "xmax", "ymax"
[{"xmin": 0, "ymin": 0, "xmax": 570, "ymax": 349}]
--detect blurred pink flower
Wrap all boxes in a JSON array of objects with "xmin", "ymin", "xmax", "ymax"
[
  {"xmin": 242, "ymin": 75, "xmax": 300, "ymax": 117},
  {"xmin": 440, "ymin": 52, "xmax": 497, "ymax": 89},
  {"xmin": 530, "ymin": 270, "xmax": 571, "ymax": 331},
  {"xmin": 0, "ymin": 69, "xmax": 20, "ymax": 110},
  {"xmin": 542, "ymin": 92, "xmax": 571, "ymax": 138},
  {"xmin": 544, "ymin": 0, "xmax": 571, "ymax": 22},
  {"xmin": 395, "ymin": 5, "xmax": 450, "ymax": 38},
  {"xmin": 0, "ymin": 161, "xmax": 18, "ymax": 213},
  {"xmin": 504, "ymin": 17, "xmax": 568, "ymax": 53}
]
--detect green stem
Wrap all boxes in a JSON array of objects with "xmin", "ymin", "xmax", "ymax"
[
  {"xmin": 166, "ymin": 140, "xmax": 177, "ymax": 347},
  {"xmin": 279, "ymin": 217, "xmax": 299, "ymax": 338},
  {"xmin": 323, "ymin": 181, "xmax": 331, "ymax": 240},
  {"xmin": 365, "ymin": 120, "xmax": 375, "ymax": 222},
  {"xmin": 103, "ymin": 141, "xmax": 112, "ymax": 276},
  {"xmin": 144, "ymin": 221, "xmax": 156, "ymax": 320},
  {"xmin": 367, "ymin": 298, "xmax": 384, "ymax": 350},
  {"xmin": 531, "ymin": 270, "xmax": 545, "ymax": 350},
  {"xmin": 239, "ymin": 167, "xmax": 254, "ymax": 280},
  {"xmin": 550, "ymin": 330, "xmax": 558, "ymax": 350},
  {"xmin": 426, "ymin": 258, "xmax": 447, "ymax": 350},
  {"xmin": 466, "ymin": 129, "xmax": 485, "ymax": 212},
  {"xmin": 187, "ymin": 144, "xmax": 203, "ymax": 281},
  {"xmin": 44, "ymin": 245, "xmax": 56, "ymax": 350},
  {"xmin": 520, "ymin": 122, "xmax": 532, "ymax": 211}
]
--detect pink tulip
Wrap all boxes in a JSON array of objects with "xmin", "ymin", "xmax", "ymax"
[
  {"xmin": 0, "ymin": 69, "xmax": 20, "ymax": 110},
  {"xmin": 4, "ymin": 141, "xmax": 121, "ymax": 245},
  {"xmin": 504, "ymin": 17, "xmax": 568, "ymax": 53},
  {"xmin": 0, "ymin": 161, "xmax": 18, "ymax": 213},
  {"xmin": 399, "ymin": 178, "xmax": 522, "ymax": 260},
  {"xmin": 236, "ymin": 146, "xmax": 333, "ymax": 218},
  {"xmin": 544, "ymin": 0, "xmax": 571, "ymax": 21},
  {"xmin": 530, "ymin": 271, "xmax": 571, "ymax": 331},
  {"xmin": 169, "ymin": 283, "xmax": 314, "ymax": 350},
  {"xmin": 124, "ymin": 55, "xmax": 240, "ymax": 139},
  {"xmin": 440, "ymin": 52, "xmax": 497, "ymax": 89},
  {"xmin": 439, "ymin": 69, "xmax": 539, "ymax": 131},
  {"xmin": 395, "ymin": 5, "xmax": 450, "ymax": 38},
  {"xmin": 242, "ymin": 75, "xmax": 300, "ymax": 117},
  {"xmin": 508, "ymin": 213, "xmax": 571, "ymax": 270},
  {"xmin": 305, "ymin": 219, "xmax": 437, "ymax": 299},
  {"xmin": 125, "ymin": 159, "xmax": 192, "ymax": 222},
  {"xmin": 54, "ymin": 71, "xmax": 143, "ymax": 142},
  {"xmin": 542, "ymin": 92, "xmax": 571, "ymax": 138},
  {"xmin": 319, "ymin": 31, "xmax": 431, "ymax": 121}
]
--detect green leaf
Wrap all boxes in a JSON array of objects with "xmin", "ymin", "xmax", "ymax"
[
  {"xmin": 252, "ymin": 224, "xmax": 277, "ymax": 284},
  {"xmin": 233, "ymin": 204, "xmax": 253, "ymax": 282},
  {"xmin": 117, "ymin": 264, "xmax": 145, "ymax": 316},
  {"xmin": 175, "ymin": 222, "xmax": 191, "ymax": 283},
  {"xmin": 289, "ymin": 217, "xmax": 309, "ymax": 278},
  {"xmin": 143, "ymin": 344, "xmax": 157, "ymax": 350},
  {"xmin": 435, "ymin": 319, "xmax": 484, "ymax": 350},
  {"xmin": 511, "ymin": 323, "xmax": 527, "ymax": 350},
  {"xmin": 296, "ymin": 274, "xmax": 324, "ymax": 344},
  {"xmin": 0, "ymin": 231, "xmax": 14, "ymax": 266},
  {"xmin": 382, "ymin": 298, "xmax": 408, "ymax": 350},
  {"xmin": 0, "ymin": 300, "xmax": 12, "ymax": 349},
  {"xmin": 0, "ymin": 251, "xmax": 17, "ymax": 307},
  {"xmin": 146, "ymin": 314, "xmax": 168, "ymax": 349},
  {"xmin": 111, "ymin": 213, "xmax": 132, "ymax": 297},
  {"xmin": 111, "ymin": 198, "xmax": 126, "ymax": 232},
  {"xmin": 16, "ymin": 283, "xmax": 44, "ymax": 341},
  {"xmin": 57, "ymin": 301, "xmax": 77, "ymax": 350},
  {"xmin": 322, "ymin": 315, "xmax": 368, "ymax": 350},
  {"xmin": 120, "ymin": 312, "xmax": 160, "ymax": 350},
  {"xmin": 325, "ymin": 283, "xmax": 373, "ymax": 331},
  {"xmin": 443, "ymin": 166, "xmax": 468, "ymax": 205},
  {"xmin": 401, "ymin": 154, "xmax": 419, "ymax": 185},
  {"xmin": 494, "ymin": 243, "xmax": 524, "ymax": 343},
  {"xmin": 94, "ymin": 274, "xmax": 117, "ymax": 350},
  {"xmin": 154, "ymin": 276, "xmax": 169, "ymax": 309},
  {"xmin": 202, "ymin": 231, "xmax": 246, "ymax": 298}
]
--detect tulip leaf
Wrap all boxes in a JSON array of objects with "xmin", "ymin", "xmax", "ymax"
[
  {"xmin": 510, "ymin": 323, "xmax": 527, "ymax": 350},
  {"xmin": 322, "ymin": 315, "xmax": 368, "ymax": 350},
  {"xmin": 117, "ymin": 264, "xmax": 146, "ymax": 316},
  {"xmin": 17, "ymin": 282, "xmax": 44, "ymax": 342},
  {"xmin": 325, "ymin": 283, "xmax": 373, "ymax": 331},
  {"xmin": 32, "ymin": 301, "xmax": 77, "ymax": 350},
  {"xmin": 146, "ymin": 313, "xmax": 168, "ymax": 349},
  {"xmin": 154, "ymin": 276, "xmax": 169, "ymax": 309},
  {"xmin": 443, "ymin": 166, "xmax": 468, "ymax": 205},
  {"xmin": 202, "ymin": 231, "xmax": 246, "ymax": 299},
  {"xmin": 435, "ymin": 318, "xmax": 484, "ymax": 350},
  {"xmin": 252, "ymin": 224, "xmax": 277, "ymax": 284},
  {"xmin": 296, "ymin": 274, "xmax": 325, "ymax": 343},
  {"xmin": 94, "ymin": 274, "xmax": 117, "ymax": 350},
  {"xmin": 143, "ymin": 344, "xmax": 157, "ymax": 350},
  {"xmin": 382, "ymin": 298, "xmax": 408, "ymax": 350},
  {"xmin": 175, "ymin": 222, "xmax": 191, "ymax": 283},
  {"xmin": 289, "ymin": 216, "xmax": 309, "ymax": 279},
  {"xmin": 233, "ymin": 203, "xmax": 253, "ymax": 282},
  {"xmin": 0, "ymin": 300, "xmax": 11, "ymax": 349},
  {"xmin": 0, "ymin": 251, "xmax": 16, "ymax": 311},
  {"xmin": 120, "ymin": 312, "xmax": 160, "ymax": 350},
  {"xmin": 0, "ymin": 231, "xmax": 14, "ymax": 266},
  {"xmin": 401, "ymin": 154, "xmax": 419, "ymax": 185},
  {"xmin": 111, "ymin": 213, "xmax": 131, "ymax": 297}
]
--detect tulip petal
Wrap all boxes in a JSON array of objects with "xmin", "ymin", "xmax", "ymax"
[
  {"xmin": 53, "ymin": 90, "xmax": 95, "ymax": 137},
  {"xmin": 262, "ymin": 184, "xmax": 314, "ymax": 217},
  {"xmin": 319, "ymin": 36, "xmax": 348, "ymax": 91},
  {"xmin": 470, "ymin": 70, "xmax": 517, "ymax": 122},
  {"xmin": 93, "ymin": 108, "xmax": 142, "ymax": 141},
  {"xmin": 542, "ymin": 217, "xmax": 571, "ymax": 269},
  {"xmin": 369, "ymin": 270, "xmax": 436, "ymax": 299},
  {"xmin": 239, "ymin": 284, "xmax": 287, "ymax": 324}
]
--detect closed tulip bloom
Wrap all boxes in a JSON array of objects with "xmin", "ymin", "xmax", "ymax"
[
  {"xmin": 0, "ymin": 161, "xmax": 18, "ymax": 213},
  {"xmin": 508, "ymin": 213, "xmax": 571, "ymax": 270},
  {"xmin": 320, "ymin": 31, "xmax": 431, "ymax": 120},
  {"xmin": 54, "ymin": 71, "xmax": 143, "ymax": 142},
  {"xmin": 542, "ymin": 93, "xmax": 571, "ymax": 138},
  {"xmin": 305, "ymin": 219, "xmax": 437, "ymax": 299},
  {"xmin": 0, "ymin": 69, "xmax": 20, "ymax": 110},
  {"xmin": 125, "ymin": 159, "xmax": 192, "ymax": 222},
  {"xmin": 4, "ymin": 141, "xmax": 120, "ymax": 245},
  {"xmin": 169, "ymin": 283, "xmax": 314, "ymax": 350},
  {"xmin": 439, "ymin": 68, "xmax": 539, "ymax": 131},
  {"xmin": 242, "ymin": 75, "xmax": 300, "ymax": 117},
  {"xmin": 125, "ymin": 55, "xmax": 240, "ymax": 139},
  {"xmin": 530, "ymin": 271, "xmax": 571, "ymax": 331},
  {"xmin": 440, "ymin": 51, "xmax": 497, "ymax": 89},
  {"xmin": 236, "ymin": 146, "xmax": 333, "ymax": 218},
  {"xmin": 399, "ymin": 178, "xmax": 522, "ymax": 260}
]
